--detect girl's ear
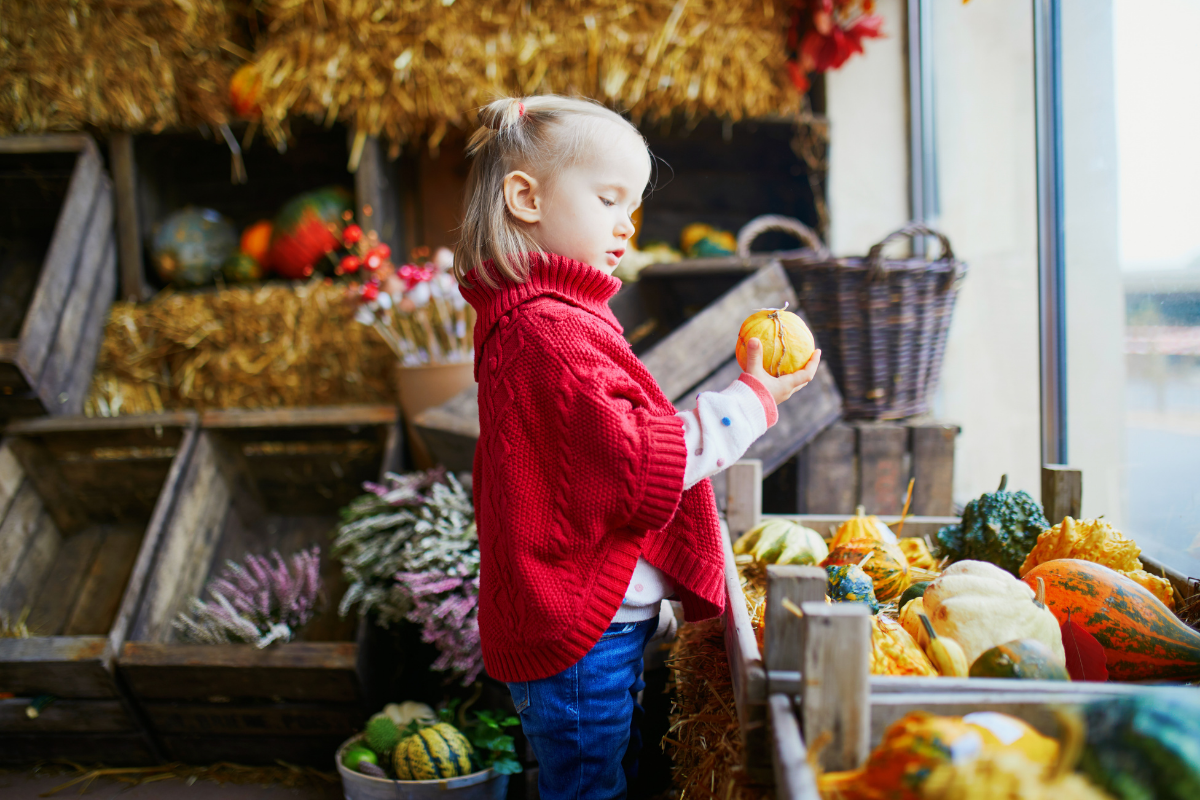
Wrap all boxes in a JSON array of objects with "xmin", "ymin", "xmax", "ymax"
[{"xmin": 503, "ymin": 170, "xmax": 541, "ymax": 224}]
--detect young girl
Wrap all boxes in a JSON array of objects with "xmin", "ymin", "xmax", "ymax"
[{"xmin": 455, "ymin": 95, "xmax": 821, "ymax": 799}]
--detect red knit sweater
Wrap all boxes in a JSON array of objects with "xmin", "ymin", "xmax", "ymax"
[{"xmin": 461, "ymin": 253, "xmax": 727, "ymax": 682}]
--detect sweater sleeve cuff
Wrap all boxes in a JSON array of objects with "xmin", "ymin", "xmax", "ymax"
[
  {"xmin": 629, "ymin": 415, "xmax": 688, "ymax": 532},
  {"xmin": 737, "ymin": 374, "xmax": 779, "ymax": 427}
]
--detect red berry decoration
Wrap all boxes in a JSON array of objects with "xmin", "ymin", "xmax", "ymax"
[
  {"xmin": 361, "ymin": 281, "xmax": 380, "ymax": 302},
  {"xmin": 371, "ymin": 243, "xmax": 391, "ymax": 260},
  {"xmin": 340, "ymin": 255, "xmax": 362, "ymax": 273},
  {"xmin": 343, "ymin": 224, "xmax": 363, "ymax": 245},
  {"xmin": 365, "ymin": 253, "xmax": 383, "ymax": 271}
]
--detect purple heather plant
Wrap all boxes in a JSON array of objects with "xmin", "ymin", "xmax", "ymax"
[
  {"xmin": 174, "ymin": 546, "xmax": 324, "ymax": 648},
  {"xmin": 395, "ymin": 570, "xmax": 482, "ymax": 684}
]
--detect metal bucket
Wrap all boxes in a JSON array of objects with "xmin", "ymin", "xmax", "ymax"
[{"xmin": 336, "ymin": 736, "xmax": 511, "ymax": 800}]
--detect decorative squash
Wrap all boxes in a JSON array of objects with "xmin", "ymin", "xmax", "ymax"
[
  {"xmin": 823, "ymin": 538, "xmax": 911, "ymax": 602},
  {"xmin": 935, "ymin": 475, "xmax": 1049, "ymax": 576},
  {"xmin": 899, "ymin": 536, "xmax": 939, "ymax": 570},
  {"xmin": 229, "ymin": 63, "xmax": 262, "ymax": 118},
  {"xmin": 1079, "ymin": 689, "xmax": 1200, "ymax": 800},
  {"xmin": 923, "ymin": 748, "xmax": 1112, "ymax": 800},
  {"xmin": 383, "ymin": 701, "xmax": 436, "ymax": 727},
  {"xmin": 777, "ymin": 524, "xmax": 830, "ymax": 566},
  {"xmin": 150, "ymin": 207, "xmax": 237, "ymax": 287},
  {"xmin": 1021, "ymin": 559, "xmax": 1200, "ymax": 682},
  {"xmin": 919, "ymin": 614, "xmax": 970, "ymax": 677},
  {"xmin": 923, "ymin": 560, "xmax": 1065, "ymax": 667},
  {"xmin": 826, "ymin": 564, "xmax": 879, "ymax": 613},
  {"xmin": 268, "ymin": 187, "xmax": 353, "ymax": 279},
  {"xmin": 969, "ymin": 639, "xmax": 1070, "ymax": 681},
  {"xmin": 240, "ymin": 220, "xmax": 273, "ymax": 264},
  {"xmin": 393, "ymin": 722, "xmax": 474, "ymax": 780},
  {"xmin": 900, "ymin": 596, "xmax": 929, "ymax": 648},
  {"xmin": 221, "ymin": 252, "xmax": 263, "ymax": 283},
  {"xmin": 899, "ymin": 581, "xmax": 931, "ymax": 611},
  {"xmin": 831, "ymin": 505, "xmax": 898, "ymax": 548},
  {"xmin": 871, "ymin": 615, "xmax": 937, "ymax": 676},
  {"xmin": 1020, "ymin": 517, "xmax": 1176, "ymax": 611},
  {"xmin": 735, "ymin": 303, "xmax": 815, "ymax": 378},
  {"xmin": 736, "ymin": 518, "xmax": 828, "ymax": 565},
  {"xmin": 818, "ymin": 711, "xmax": 1060, "ymax": 800}
]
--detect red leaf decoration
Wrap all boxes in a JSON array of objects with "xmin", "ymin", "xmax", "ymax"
[{"xmin": 1062, "ymin": 609, "xmax": 1108, "ymax": 682}]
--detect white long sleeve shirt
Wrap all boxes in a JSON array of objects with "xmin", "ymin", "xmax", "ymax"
[{"xmin": 612, "ymin": 374, "xmax": 778, "ymax": 622}]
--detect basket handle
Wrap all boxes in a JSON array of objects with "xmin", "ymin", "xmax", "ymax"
[
  {"xmin": 865, "ymin": 223, "xmax": 956, "ymax": 280},
  {"xmin": 736, "ymin": 215, "xmax": 830, "ymax": 260}
]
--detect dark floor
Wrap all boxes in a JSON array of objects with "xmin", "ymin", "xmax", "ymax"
[{"xmin": 0, "ymin": 769, "xmax": 342, "ymax": 799}]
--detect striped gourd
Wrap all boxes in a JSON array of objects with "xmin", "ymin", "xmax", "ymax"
[
  {"xmin": 393, "ymin": 723, "xmax": 475, "ymax": 780},
  {"xmin": 822, "ymin": 538, "xmax": 911, "ymax": 602}
]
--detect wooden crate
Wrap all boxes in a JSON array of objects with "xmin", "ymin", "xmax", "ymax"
[
  {"xmin": 0, "ymin": 412, "xmax": 199, "ymax": 764},
  {"xmin": 413, "ymin": 259, "xmax": 843, "ymax": 482},
  {"xmin": 117, "ymin": 405, "xmax": 402, "ymax": 766},
  {"xmin": 0, "ymin": 134, "xmax": 117, "ymax": 419}
]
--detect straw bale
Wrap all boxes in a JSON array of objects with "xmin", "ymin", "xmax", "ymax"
[
  {"xmin": 667, "ymin": 617, "xmax": 770, "ymax": 800},
  {"xmin": 0, "ymin": 0, "xmax": 237, "ymax": 135},
  {"xmin": 84, "ymin": 281, "xmax": 397, "ymax": 416},
  {"xmin": 253, "ymin": 0, "xmax": 801, "ymax": 152}
]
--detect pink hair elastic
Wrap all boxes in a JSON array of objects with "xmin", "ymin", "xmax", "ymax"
[{"xmin": 517, "ymin": 102, "xmax": 525, "ymax": 117}]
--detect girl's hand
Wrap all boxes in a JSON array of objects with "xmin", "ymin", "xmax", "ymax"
[{"xmin": 742, "ymin": 338, "xmax": 822, "ymax": 405}]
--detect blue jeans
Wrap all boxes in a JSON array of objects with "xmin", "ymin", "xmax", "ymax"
[{"xmin": 507, "ymin": 618, "xmax": 657, "ymax": 800}]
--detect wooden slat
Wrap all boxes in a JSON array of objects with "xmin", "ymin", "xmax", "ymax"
[
  {"xmin": 1042, "ymin": 464, "xmax": 1082, "ymax": 525},
  {"xmin": 16, "ymin": 138, "xmax": 103, "ymax": 395},
  {"xmin": 5, "ymin": 410, "xmax": 195, "ymax": 438},
  {"xmin": 799, "ymin": 602, "xmax": 870, "ymax": 772},
  {"xmin": 764, "ymin": 565, "xmax": 825, "ymax": 673},
  {"xmin": 27, "ymin": 527, "xmax": 105, "ymax": 635},
  {"xmin": 6, "ymin": 435, "xmax": 91, "ymax": 533},
  {"xmin": 60, "ymin": 237, "xmax": 117, "ymax": 415},
  {"xmin": 778, "ymin": 514, "xmax": 958, "ymax": 543},
  {"xmin": 0, "ymin": 481, "xmax": 44, "ymax": 592},
  {"xmin": 0, "ymin": 697, "xmax": 134, "ymax": 733},
  {"xmin": 0, "ymin": 636, "xmax": 117, "ymax": 698},
  {"xmin": 128, "ymin": 431, "xmax": 231, "ymax": 643},
  {"xmin": 769, "ymin": 694, "xmax": 821, "ymax": 800},
  {"xmin": 857, "ymin": 423, "xmax": 908, "ymax": 515},
  {"xmin": 201, "ymin": 404, "xmax": 399, "ymax": 430},
  {"xmin": 641, "ymin": 261, "xmax": 797, "ymax": 402},
  {"xmin": 0, "ymin": 440, "xmax": 24, "ymax": 522},
  {"xmin": 412, "ymin": 385, "xmax": 480, "ymax": 471},
  {"xmin": 143, "ymin": 701, "xmax": 362, "ymax": 736},
  {"xmin": 726, "ymin": 460, "xmax": 762, "ymax": 539},
  {"xmin": 158, "ymin": 733, "xmax": 352, "ymax": 768},
  {"xmin": 0, "ymin": 134, "xmax": 91, "ymax": 154},
  {"xmin": 119, "ymin": 642, "xmax": 359, "ymax": 703},
  {"xmin": 109, "ymin": 132, "xmax": 150, "ymax": 303},
  {"xmin": 0, "ymin": 732, "xmax": 157, "ymax": 764},
  {"xmin": 39, "ymin": 179, "xmax": 114, "ymax": 401},
  {"xmin": 62, "ymin": 524, "xmax": 143, "ymax": 636},
  {"xmin": 0, "ymin": 507, "xmax": 62, "ymax": 617},
  {"xmin": 797, "ymin": 423, "xmax": 856, "ymax": 514},
  {"xmin": 910, "ymin": 424, "xmax": 959, "ymax": 516},
  {"xmin": 868, "ymin": 675, "xmax": 1145, "ymax": 696}
]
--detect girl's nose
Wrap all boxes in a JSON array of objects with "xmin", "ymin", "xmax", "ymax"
[{"xmin": 615, "ymin": 213, "xmax": 635, "ymax": 238}]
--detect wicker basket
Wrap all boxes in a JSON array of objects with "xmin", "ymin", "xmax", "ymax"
[
  {"xmin": 786, "ymin": 223, "xmax": 966, "ymax": 420},
  {"xmin": 735, "ymin": 214, "xmax": 830, "ymax": 263}
]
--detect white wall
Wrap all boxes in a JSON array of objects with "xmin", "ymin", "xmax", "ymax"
[
  {"xmin": 825, "ymin": 0, "xmax": 911, "ymax": 255},
  {"xmin": 1062, "ymin": 0, "xmax": 1125, "ymax": 523}
]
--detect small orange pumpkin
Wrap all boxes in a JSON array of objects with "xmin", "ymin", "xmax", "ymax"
[
  {"xmin": 240, "ymin": 220, "xmax": 273, "ymax": 265},
  {"xmin": 230, "ymin": 63, "xmax": 262, "ymax": 118},
  {"xmin": 735, "ymin": 303, "xmax": 815, "ymax": 377}
]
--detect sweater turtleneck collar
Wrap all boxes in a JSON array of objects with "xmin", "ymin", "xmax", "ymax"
[{"xmin": 461, "ymin": 253, "xmax": 624, "ymax": 363}]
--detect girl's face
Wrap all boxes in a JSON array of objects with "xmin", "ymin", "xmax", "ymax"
[{"xmin": 504, "ymin": 123, "xmax": 651, "ymax": 275}]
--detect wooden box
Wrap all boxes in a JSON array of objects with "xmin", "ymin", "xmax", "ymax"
[
  {"xmin": 0, "ymin": 412, "xmax": 198, "ymax": 764},
  {"xmin": 0, "ymin": 135, "xmax": 117, "ymax": 419},
  {"xmin": 118, "ymin": 405, "xmax": 402, "ymax": 766}
]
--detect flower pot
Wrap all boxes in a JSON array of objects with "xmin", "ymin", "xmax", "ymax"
[
  {"xmin": 336, "ymin": 736, "xmax": 509, "ymax": 800},
  {"xmin": 394, "ymin": 360, "xmax": 475, "ymax": 469}
]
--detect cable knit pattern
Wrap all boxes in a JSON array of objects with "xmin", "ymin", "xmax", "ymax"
[{"xmin": 462, "ymin": 253, "xmax": 727, "ymax": 682}]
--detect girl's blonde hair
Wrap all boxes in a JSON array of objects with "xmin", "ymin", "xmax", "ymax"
[{"xmin": 456, "ymin": 95, "xmax": 647, "ymax": 287}]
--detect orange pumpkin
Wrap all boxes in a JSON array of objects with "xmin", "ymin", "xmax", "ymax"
[
  {"xmin": 824, "ymin": 538, "xmax": 911, "ymax": 602},
  {"xmin": 1021, "ymin": 559, "xmax": 1200, "ymax": 682},
  {"xmin": 230, "ymin": 63, "xmax": 262, "ymax": 118},
  {"xmin": 735, "ymin": 304, "xmax": 815, "ymax": 377},
  {"xmin": 240, "ymin": 220, "xmax": 273, "ymax": 265},
  {"xmin": 831, "ymin": 505, "xmax": 897, "ymax": 549}
]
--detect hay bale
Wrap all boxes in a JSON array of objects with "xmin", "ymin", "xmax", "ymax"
[
  {"xmin": 0, "ymin": 0, "xmax": 237, "ymax": 135},
  {"xmin": 253, "ymin": 0, "xmax": 801, "ymax": 153},
  {"xmin": 84, "ymin": 281, "xmax": 397, "ymax": 416}
]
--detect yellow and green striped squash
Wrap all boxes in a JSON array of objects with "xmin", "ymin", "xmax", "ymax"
[{"xmin": 392, "ymin": 722, "xmax": 475, "ymax": 780}]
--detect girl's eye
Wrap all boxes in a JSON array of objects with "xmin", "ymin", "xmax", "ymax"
[{"xmin": 600, "ymin": 197, "xmax": 615, "ymax": 207}]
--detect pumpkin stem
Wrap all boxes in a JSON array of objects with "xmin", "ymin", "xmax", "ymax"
[
  {"xmin": 997, "ymin": 474, "xmax": 1009, "ymax": 493},
  {"xmin": 857, "ymin": 552, "xmax": 874, "ymax": 569},
  {"xmin": 1035, "ymin": 576, "xmax": 1046, "ymax": 608},
  {"xmin": 1050, "ymin": 708, "xmax": 1087, "ymax": 781},
  {"xmin": 855, "ymin": 505, "xmax": 866, "ymax": 517},
  {"xmin": 919, "ymin": 613, "xmax": 938, "ymax": 641}
]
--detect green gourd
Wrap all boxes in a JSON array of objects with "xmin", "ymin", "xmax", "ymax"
[{"xmin": 825, "ymin": 564, "xmax": 879, "ymax": 614}]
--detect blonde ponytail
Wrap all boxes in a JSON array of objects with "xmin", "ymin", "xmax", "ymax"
[{"xmin": 456, "ymin": 95, "xmax": 646, "ymax": 287}]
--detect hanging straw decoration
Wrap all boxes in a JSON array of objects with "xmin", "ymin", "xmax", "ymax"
[{"xmin": 252, "ymin": 0, "xmax": 802, "ymax": 155}]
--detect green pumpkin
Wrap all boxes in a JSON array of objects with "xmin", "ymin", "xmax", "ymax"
[
  {"xmin": 825, "ymin": 564, "xmax": 879, "ymax": 613},
  {"xmin": 969, "ymin": 639, "xmax": 1070, "ymax": 680},
  {"xmin": 935, "ymin": 475, "xmax": 1050, "ymax": 576},
  {"xmin": 392, "ymin": 722, "xmax": 475, "ymax": 780},
  {"xmin": 898, "ymin": 581, "xmax": 931, "ymax": 610},
  {"xmin": 151, "ymin": 207, "xmax": 237, "ymax": 287},
  {"xmin": 221, "ymin": 252, "xmax": 264, "ymax": 283}
]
